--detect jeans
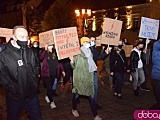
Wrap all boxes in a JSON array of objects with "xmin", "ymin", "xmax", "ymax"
[
  {"xmin": 52, "ymin": 78, "xmax": 57, "ymax": 90},
  {"xmin": 114, "ymin": 72, "xmax": 124, "ymax": 94},
  {"xmin": 153, "ymin": 79, "xmax": 160, "ymax": 109},
  {"xmin": 132, "ymin": 68, "xmax": 145, "ymax": 90},
  {"xmin": 141, "ymin": 64, "xmax": 150, "ymax": 88},
  {"xmin": 72, "ymin": 93, "xmax": 97, "ymax": 117},
  {"xmin": 93, "ymin": 72, "xmax": 98, "ymax": 102},
  {"xmin": 7, "ymin": 96, "xmax": 41, "ymax": 120}
]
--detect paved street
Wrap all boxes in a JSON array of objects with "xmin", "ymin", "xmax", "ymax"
[{"xmin": 0, "ymin": 61, "xmax": 156, "ymax": 120}]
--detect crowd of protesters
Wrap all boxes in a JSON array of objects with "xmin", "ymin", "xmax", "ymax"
[{"xmin": 0, "ymin": 25, "xmax": 160, "ymax": 120}]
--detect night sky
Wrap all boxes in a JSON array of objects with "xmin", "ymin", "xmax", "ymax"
[
  {"xmin": 72, "ymin": 0, "xmax": 147, "ymax": 10},
  {"xmin": 0, "ymin": 0, "xmax": 147, "ymax": 14}
]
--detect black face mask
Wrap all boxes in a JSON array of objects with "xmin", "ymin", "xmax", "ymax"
[
  {"xmin": 17, "ymin": 40, "xmax": 28, "ymax": 48},
  {"xmin": 124, "ymin": 42, "xmax": 127, "ymax": 45},
  {"xmin": 139, "ymin": 48, "xmax": 143, "ymax": 51},
  {"xmin": 118, "ymin": 45, "xmax": 123, "ymax": 49}
]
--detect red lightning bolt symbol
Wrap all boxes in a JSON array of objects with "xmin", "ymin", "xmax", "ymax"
[{"xmin": 111, "ymin": 23, "xmax": 114, "ymax": 30}]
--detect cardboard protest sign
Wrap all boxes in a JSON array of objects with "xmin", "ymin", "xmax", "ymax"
[
  {"xmin": 139, "ymin": 17, "xmax": 159, "ymax": 40},
  {"xmin": 39, "ymin": 30, "xmax": 54, "ymax": 47},
  {"xmin": 122, "ymin": 45, "xmax": 133, "ymax": 57},
  {"xmin": 53, "ymin": 27, "xmax": 81, "ymax": 60},
  {"xmin": 101, "ymin": 18, "xmax": 123, "ymax": 46},
  {"xmin": 0, "ymin": 28, "xmax": 13, "ymax": 42}
]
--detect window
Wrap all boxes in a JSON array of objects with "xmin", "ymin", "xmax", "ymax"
[{"xmin": 133, "ymin": 17, "xmax": 139, "ymax": 30}]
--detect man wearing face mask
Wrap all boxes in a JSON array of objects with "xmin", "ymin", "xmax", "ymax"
[
  {"xmin": 0, "ymin": 26, "xmax": 42, "ymax": 120},
  {"xmin": 89, "ymin": 37, "xmax": 109, "ymax": 108},
  {"xmin": 130, "ymin": 41, "xmax": 145, "ymax": 97}
]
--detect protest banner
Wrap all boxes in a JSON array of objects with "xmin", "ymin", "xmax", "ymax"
[
  {"xmin": 122, "ymin": 45, "xmax": 133, "ymax": 57},
  {"xmin": 0, "ymin": 27, "xmax": 12, "ymax": 42},
  {"xmin": 53, "ymin": 27, "xmax": 81, "ymax": 60},
  {"xmin": 101, "ymin": 18, "xmax": 123, "ymax": 46},
  {"xmin": 39, "ymin": 30, "xmax": 54, "ymax": 47},
  {"xmin": 139, "ymin": 17, "xmax": 159, "ymax": 40}
]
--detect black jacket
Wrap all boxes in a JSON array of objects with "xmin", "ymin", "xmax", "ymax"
[
  {"xmin": 0, "ymin": 40, "xmax": 39, "ymax": 102},
  {"xmin": 90, "ymin": 46, "xmax": 108, "ymax": 65},
  {"xmin": 110, "ymin": 49, "xmax": 128, "ymax": 73},
  {"xmin": 130, "ymin": 50, "xmax": 142, "ymax": 72}
]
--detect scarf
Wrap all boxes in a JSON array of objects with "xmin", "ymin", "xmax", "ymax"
[{"xmin": 81, "ymin": 46, "xmax": 97, "ymax": 72}]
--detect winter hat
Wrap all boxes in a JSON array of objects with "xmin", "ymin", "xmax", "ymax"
[{"xmin": 80, "ymin": 37, "xmax": 90, "ymax": 45}]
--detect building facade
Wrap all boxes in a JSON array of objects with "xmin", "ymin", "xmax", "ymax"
[{"xmin": 120, "ymin": 0, "xmax": 160, "ymax": 45}]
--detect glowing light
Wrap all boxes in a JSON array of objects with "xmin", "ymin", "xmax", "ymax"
[
  {"xmin": 126, "ymin": 6, "xmax": 132, "ymax": 9},
  {"xmin": 92, "ymin": 16, "xmax": 96, "ymax": 31},
  {"xmin": 114, "ymin": 8, "xmax": 119, "ymax": 11},
  {"xmin": 30, "ymin": 36, "xmax": 39, "ymax": 43},
  {"xmin": 81, "ymin": 9, "xmax": 85, "ymax": 15},
  {"xmin": 87, "ymin": 9, "xmax": 91, "ymax": 16},
  {"xmin": 126, "ymin": 15, "xmax": 132, "ymax": 29},
  {"xmin": 75, "ymin": 9, "xmax": 80, "ymax": 16}
]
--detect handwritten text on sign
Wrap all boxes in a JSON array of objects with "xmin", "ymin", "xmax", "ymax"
[
  {"xmin": 53, "ymin": 27, "xmax": 80, "ymax": 60},
  {"xmin": 139, "ymin": 17, "xmax": 159, "ymax": 40},
  {"xmin": 101, "ymin": 18, "xmax": 122, "ymax": 46},
  {"xmin": 39, "ymin": 30, "xmax": 54, "ymax": 47}
]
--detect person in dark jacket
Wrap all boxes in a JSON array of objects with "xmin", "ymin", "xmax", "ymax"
[
  {"xmin": 0, "ymin": 26, "xmax": 42, "ymax": 120},
  {"xmin": 40, "ymin": 44, "xmax": 65, "ymax": 109},
  {"xmin": 152, "ymin": 40, "xmax": 160, "ymax": 109},
  {"xmin": 130, "ymin": 41, "xmax": 145, "ymax": 97},
  {"xmin": 110, "ymin": 40, "xmax": 129, "ymax": 99},
  {"xmin": 89, "ymin": 37, "xmax": 109, "ymax": 108},
  {"xmin": 31, "ymin": 41, "xmax": 41, "ymax": 92},
  {"xmin": 59, "ymin": 58, "xmax": 73, "ymax": 91}
]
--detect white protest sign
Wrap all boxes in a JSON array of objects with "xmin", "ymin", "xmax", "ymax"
[
  {"xmin": 139, "ymin": 17, "xmax": 159, "ymax": 40},
  {"xmin": 53, "ymin": 27, "xmax": 81, "ymax": 60},
  {"xmin": 101, "ymin": 18, "xmax": 123, "ymax": 46},
  {"xmin": 39, "ymin": 30, "xmax": 54, "ymax": 47},
  {"xmin": 0, "ymin": 28, "xmax": 13, "ymax": 42}
]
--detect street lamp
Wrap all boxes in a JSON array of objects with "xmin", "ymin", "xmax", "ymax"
[{"xmin": 75, "ymin": 9, "xmax": 91, "ymax": 36}]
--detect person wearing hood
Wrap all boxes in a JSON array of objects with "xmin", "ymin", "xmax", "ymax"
[
  {"xmin": 130, "ymin": 41, "xmax": 145, "ymax": 97},
  {"xmin": 0, "ymin": 26, "xmax": 42, "ymax": 120}
]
